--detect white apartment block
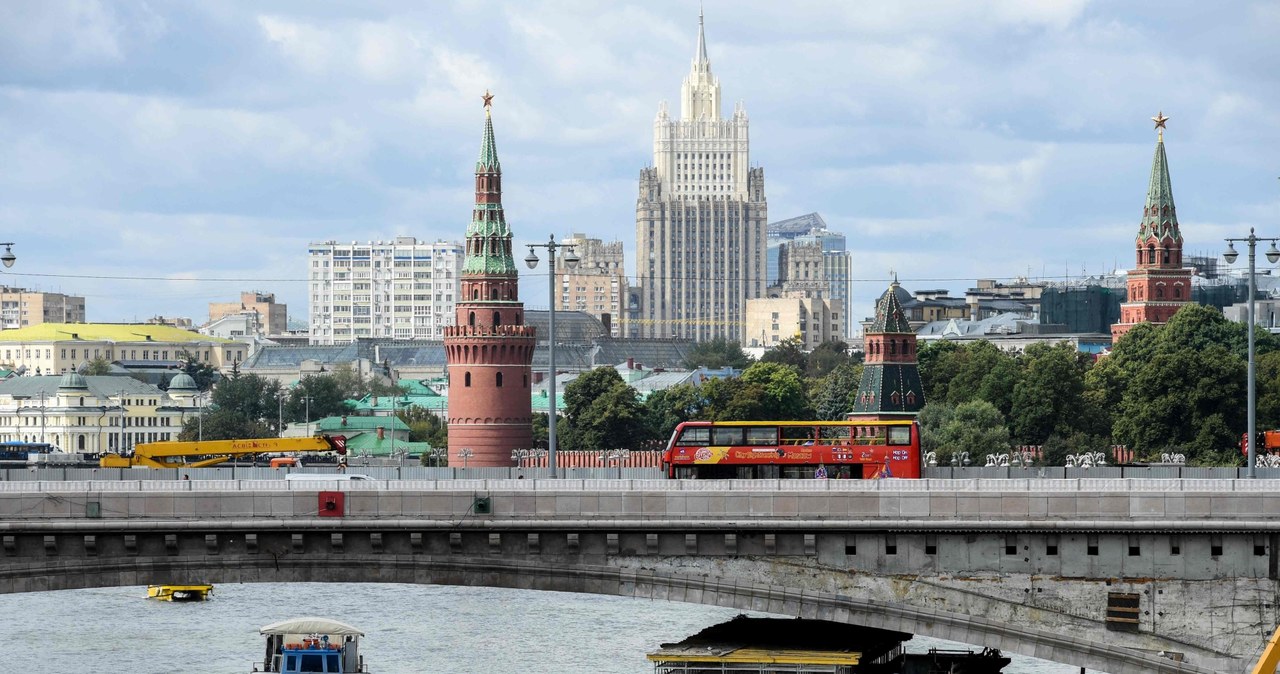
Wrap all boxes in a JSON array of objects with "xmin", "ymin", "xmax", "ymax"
[
  {"xmin": 308, "ymin": 237, "xmax": 463, "ymax": 345},
  {"xmin": 634, "ymin": 11, "xmax": 767, "ymax": 342},
  {"xmin": 0, "ymin": 287, "xmax": 86, "ymax": 329},
  {"xmin": 556, "ymin": 234, "xmax": 626, "ymax": 337}
]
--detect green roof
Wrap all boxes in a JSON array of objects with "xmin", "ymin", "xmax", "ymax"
[
  {"xmin": 463, "ymin": 108, "xmax": 517, "ymax": 277},
  {"xmin": 342, "ymin": 434, "xmax": 430, "ymax": 456},
  {"xmin": 316, "ymin": 416, "xmax": 409, "ymax": 433},
  {"xmin": 868, "ymin": 282, "xmax": 912, "ymax": 333},
  {"xmin": 0, "ymin": 322, "xmax": 235, "ymax": 344},
  {"xmin": 1137, "ymin": 134, "xmax": 1181, "ymax": 243}
]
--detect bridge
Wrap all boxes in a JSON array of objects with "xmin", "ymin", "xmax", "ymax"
[{"xmin": 1, "ymin": 478, "xmax": 1277, "ymax": 674}]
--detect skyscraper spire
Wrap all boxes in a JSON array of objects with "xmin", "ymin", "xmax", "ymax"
[{"xmin": 694, "ymin": 5, "xmax": 708, "ymax": 64}]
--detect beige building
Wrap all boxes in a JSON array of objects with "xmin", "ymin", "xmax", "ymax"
[
  {"xmin": 745, "ymin": 293, "xmax": 846, "ymax": 350},
  {"xmin": 556, "ymin": 234, "xmax": 626, "ymax": 336},
  {"xmin": 0, "ymin": 373, "xmax": 197, "ymax": 454},
  {"xmin": 0, "ymin": 287, "xmax": 86, "ymax": 330},
  {"xmin": 635, "ymin": 11, "xmax": 767, "ymax": 341},
  {"xmin": 0, "ymin": 323, "xmax": 245, "ymax": 375},
  {"xmin": 308, "ymin": 237, "xmax": 463, "ymax": 344},
  {"xmin": 209, "ymin": 291, "xmax": 287, "ymax": 336}
]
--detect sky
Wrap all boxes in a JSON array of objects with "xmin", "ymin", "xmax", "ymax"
[{"xmin": 1, "ymin": 0, "xmax": 1278, "ymax": 331}]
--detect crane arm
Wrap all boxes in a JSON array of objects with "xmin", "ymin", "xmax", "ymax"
[{"xmin": 100, "ymin": 436, "xmax": 346, "ymax": 469}]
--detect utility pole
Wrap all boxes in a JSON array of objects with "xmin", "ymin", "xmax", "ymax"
[
  {"xmin": 278, "ymin": 396, "xmax": 283, "ymax": 438},
  {"xmin": 304, "ymin": 395, "xmax": 313, "ymax": 437}
]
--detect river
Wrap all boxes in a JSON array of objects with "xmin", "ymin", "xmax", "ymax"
[{"xmin": 1, "ymin": 583, "xmax": 1094, "ymax": 673}]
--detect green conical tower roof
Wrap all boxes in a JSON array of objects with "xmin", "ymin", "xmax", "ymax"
[
  {"xmin": 869, "ymin": 280, "xmax": 912, "ymax": 333},
  {"xmin": 463, "ymin": 94, "xmax": 517, "ymax": 276},
  {"xmin": 1137, "ymin": 112, "xmax": 1181, "ymax": 243}
]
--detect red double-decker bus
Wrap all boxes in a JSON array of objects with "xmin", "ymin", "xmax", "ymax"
[{"xmin": 661, "ymin": 419, "xmax": 922, "ymax": 479}]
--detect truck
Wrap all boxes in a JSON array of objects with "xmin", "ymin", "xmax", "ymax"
[
  {"xmin": 1240, "ymin": 430, "xmax": 1280, "ymax": 457},
  {"xmin": 99, "ymin": 435, "xmax": 347, "ymax": 469}
]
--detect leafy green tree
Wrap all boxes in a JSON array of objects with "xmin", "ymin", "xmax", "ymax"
[
  {"xmin": 397, "ymin": 406, "xmax": 448, "ymax": 449},
  {"xmin": 810, "ymin": 362, "xmax": 863, "ymax": 420},
  {"xmin": 1256, "ymin": 351, "xmax": 1280, "ymax": 431},
  {"xmin": 734, "ymin": 362, "xmax": 812, "ymax": 420},
  {"xmin": 916, "ymin": 402, "xmax": 954, "ymax": 461},
  {"xmin": 1009, "ymin": 343, "xmax": 1090, "ymax": 444},
  {"xmin": 929, "ymin": 399, "xmax": 1012, "ymax": 461},
  {"xmin": 942, "ymin": 341, "xmax": 1021, "ymax": 417},
  {"xmin": 760, "ymin": 337, "xmax": 807, "ymax": 372},
  {"xmin": 327, "ymin": 362, "xmax": 406, "ymax": 399},
  {"xmin": 210, "ymin": 372, "xmax": 282, "ymax": 429},
  {"xmin": 83, "ymin": 356, "xmax": 113, "ymax": 376},
  {"xmin": 1113, "ymin": 345, "xmax": 1244, "ymax": 460},
  {"xmin": 917, "ymin": 341, "xmax": 961, "ymax": 403},
  {"xmin": 805, "ymin": 340, "xmax": 851, "ymax": 378},
  {"xmin": 558, "ymin": 367, "xmax": 650, "ymax": 451},
  {"xmin": 684, "ymin": 337, "xmax": 753, "ymax": 370},
  {"xmin": 285, "ymin": 375, "xmax": 352, "ymax": 424},
  {"xmin": 177, "ymin": 407, "xmax": 274, "ymax": 442}
]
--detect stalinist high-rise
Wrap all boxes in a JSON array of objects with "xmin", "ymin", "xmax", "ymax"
[{"xmin": 634, "ymin": 10, "xmax": 766, "ymax": 341}]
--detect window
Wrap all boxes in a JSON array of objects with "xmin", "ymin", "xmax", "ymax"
[
  {"xmin": 676, "ymin": 427, "xmax": 711, "ymax": 446},
  {"xmin": 887, "ymin": 426, "xmax": 911, "ymax": 445},
  {"xmin": 464, "ymin": 372, "xmax": 471, "ymax": 387},
  {"xmin": 496, "ymin": 372, "xmax": 503, "ymax": 387},
  {"xmin": 745, "ymin": 427, "xmax": 777, "ymax": 445}
]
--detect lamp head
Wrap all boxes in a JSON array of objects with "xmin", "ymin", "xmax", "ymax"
[
  {"xmin": 524, "ymin": 248, "xmax": 539, "ymax": 269},
  {"xmin": 563, "ymin": 246, "xmax": 580, "ymax": 269},
  {"xmin": 1267, "ymin": 242, "xmax": 1280, "ymax": 264},
  {"xmin": 1223, "ymin": 242, "xmax": 1239, "ymax": 265},
  {"xmin": 0, "ymin": 244, "xmax": 14, "ymax": 269}
]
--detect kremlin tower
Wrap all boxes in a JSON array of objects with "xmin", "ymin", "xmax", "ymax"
[
  {"xmin": 1111, "ymin": 112, "xmax": 1192, "ymax": 341},
  {"xmin": 443, "ymin": 92, "xmax": 536, "ymax": 467},
  {"xmin": 848, "ymin": 280, "xmax": 924, "ymax": 422}
]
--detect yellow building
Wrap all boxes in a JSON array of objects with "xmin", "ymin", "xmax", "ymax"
[
  {"xmin": 744, "ymin": 294, "xmax": 846, "ymax": 350},
  {"xmin": 0, "ymin": 373, "xmax": 198, "ymax": 454},
  {"xmin": 0, "ymin": 323, "xmax": 245, "ymax": 375}
]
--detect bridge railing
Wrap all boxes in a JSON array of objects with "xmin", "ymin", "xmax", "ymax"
[{"xmin": 4, "ymin": 477, "xmax": 1280, "ymax": 493}]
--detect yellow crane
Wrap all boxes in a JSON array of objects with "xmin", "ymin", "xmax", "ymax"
[
  {"xmin": 1253, "ymin": 625, "xmax": 1280, "ymax": 674},
  {"xmin": 99, "ymin": 435, "xmax": 347, "ymax": 469}
]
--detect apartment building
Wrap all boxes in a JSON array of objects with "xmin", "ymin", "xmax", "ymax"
[
  {"xmin": 0, "ymin": 287, "xmax": 86, "ymax": 330},
  {"xmin": 307, "ymin": 237, "xmax": 463, "ymax": 345},
  {"xmin": 556, "ymin": 234, "xmax": 626, "ymax": 336}
]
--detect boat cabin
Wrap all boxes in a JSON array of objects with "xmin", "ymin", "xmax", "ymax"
[{"xmin": 254, "ymin": 617, "xmax": 369, "ymax": 674}]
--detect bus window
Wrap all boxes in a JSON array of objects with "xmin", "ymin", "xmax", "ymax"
[
  {"xmin": 712, "ymin": 426, "xmax": 745, "ymax": 446},
  {"xmin": 888, "ymin": 426, "xmax": 911, "ymax": 446},
  {"xmin": 676, "ymin": 427, "xmax": 710, "ymax": 446},
  {"xmin": 745, "ymin": 427, "xmax": 778, "ymax": 445}
]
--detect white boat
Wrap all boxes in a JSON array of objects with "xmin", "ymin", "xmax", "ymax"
[{"xmin": 252, "ymin": 617, "xmax": 370, "ymax": 673}]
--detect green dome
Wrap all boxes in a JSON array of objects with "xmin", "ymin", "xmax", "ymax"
[
  {"xmin": 58, "ymin": 372, "xmax": 89, "ymax": 390},
  {"xmin": 168, "ymin": 373, "xmax": 198, "ymax": 391}
]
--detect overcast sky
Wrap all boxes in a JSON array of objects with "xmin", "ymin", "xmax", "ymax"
[{"xmin": 1, "ymin": 1, "xmax": 1278, "ymax": 331}]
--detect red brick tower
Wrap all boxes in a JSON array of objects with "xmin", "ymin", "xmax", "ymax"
[
  {"xmin": 848, "ymin": 279, "xmax": 924, "ymax": 422},
  {"xmin": 1111, "ymin": 112, "xmax": 1191, "ymax": 341},
  {"xmin": 444, "ymin": 92, "xmax": 536, "ymax": 467}
]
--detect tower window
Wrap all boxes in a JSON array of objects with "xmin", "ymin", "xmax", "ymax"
[
  {"xmin": 469, "ymin": 312, "xmax": 476, "ymax": 327},
  {"xmin": 465, "ymin": 372, "xmax": 472, "ymax": 387},
  {"xmin": 496, "ymin": 372, "xmax": 503, "ymax": 387},
  {"xmin": 494, "ymin": 311, "xmax": 501, "ymax": 326}
]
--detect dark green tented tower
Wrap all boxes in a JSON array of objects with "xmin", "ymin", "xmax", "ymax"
[{"xmin": 849, "ymin": 280, "xmax": 924, "ymax": 420}]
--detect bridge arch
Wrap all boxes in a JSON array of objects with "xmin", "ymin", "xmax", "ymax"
[{"xmin": 0, "ymin": 553, "xmax": 1219, "ymax": 674}]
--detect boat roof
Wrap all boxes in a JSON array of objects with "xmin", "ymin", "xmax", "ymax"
[{"xmin": 260, "ymin": 617, "xmax": 364, "ymax": 637}]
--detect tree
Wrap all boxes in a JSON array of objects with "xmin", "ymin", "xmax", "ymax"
[
  {"xmin": 327, "ymin": 362, "xmax": 406, "ymax": 399},
  {"xmin": 210, "ymin": 372, "xmax": 282, "ymax": 430},
  {"xmin": 810, "ymin": 362, "xmax": 862, "ymax": 420},
  {"xmin": 397, "ymin": 406, "xmax": 447, "ymax": 449},
  {"xmin": 805, "ymin": 340, "xmax": 850, "ymax": 378},
  {"xmin": 285, "ymin": 375, "xmax": 352, "ymax": 425},
  {"xmin": 917, "ymin": 402, "xmax": 955, "ymax": 462},
  {"xmin": 917, "ymin": 341, "xmax": 961, "ymax": 403},
  {"xmin": 83, "ymin": 356, "xmax": 113, "ymax": 376},
  {"xmin": 760, "ymin": 337, "xmax": 807, "ymax": 372},
  {"xmin": 929, "ymin": 400, "xmax": 1012, "ymax": 461},
  {"xmin": 1256, "ymin": 351, "xmax": 1280, "ymax": 431},
  {"xmin": 558, "ymin": 367, "xmax": 650, "ymax": 451},
  {"xmin": 734, "ymin": 362, "xmax": 812, "ymax": 420},
  {"xmin": 1009, "ymin": 343, "xmax": 1090, "ymax": 444},
  {"xmin": 643, "ymin": 384, "xmax": 705, "ymax": 445},
  {"xmin": 684, "ymin": 337, "xmax": 753, "ymax": 370},
  {"xmin": 177, "ymin": 407, "xmax": 273, "ymax": 442},
  {"xmin": 1113, "ymin": 345, "xmax": 1244, "ymax": 460},
  {"xmin": 942, "ymin": 341, "xmax": 1021, "ymax": 417}
]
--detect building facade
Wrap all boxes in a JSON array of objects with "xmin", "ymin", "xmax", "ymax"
[
  {"xmin": 1111, "ymin": 113, "xmax": 1191, "ymax": 340},
  {"xmin": 744, "ymin": 294, "xmax": 845, "ymax": 349},
  {"xmin": 209, "ymin": 291, "xmax": 288, "ymax": 336},
  {"xmin": 0, "ymin": 373, "xmax": 192, "ymax": 454},
  {"xmin": 0, "ymin": 323, "xmax": 245, "ymax": 375},
  {"xmin": 307, "ymin": 237, "xmax": 463, "ymax": 344},
  {"xmin": 634, "ymin": 10, "xmax": 766, "ymax": 342},
  {"xmin": 443, "ymin": 96, "xmax": 536, "ymax": 468},
  {"xmin": 766, "ymin": 214, "xmax": 853, "ymax": 337},
  {"xmin": 0, "ymin": 287, "xmax": 85, "ymax": 330},
  {"xmin": 556, "ymin": 234, "xmax": 626, "ymax": 336}
]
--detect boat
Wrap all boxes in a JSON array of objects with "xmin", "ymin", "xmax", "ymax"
[
  {"xmin": 252, "ymin": 617, "xmax": 371, "ymax": 673},
  {"xmin": 146, "ymin": 584, "xmax": 213, "ymax": 602}
]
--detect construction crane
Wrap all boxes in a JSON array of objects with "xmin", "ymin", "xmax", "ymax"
[{"xmin": 99, "ymin": 435, "xmax": 347, "ymax": 469}]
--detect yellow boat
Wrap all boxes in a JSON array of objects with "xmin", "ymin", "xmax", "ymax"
[{"xmin": 146, "ymin": 584, "xmax": 213, "ymax": 602}]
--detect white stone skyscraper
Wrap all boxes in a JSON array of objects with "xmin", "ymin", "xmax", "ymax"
[{"xmin": 634, "ymin": 10, "xmax": 766, "ymax": 341}]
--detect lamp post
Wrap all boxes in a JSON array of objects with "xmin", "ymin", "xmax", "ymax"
[
  {"xmin": 304, "ymin": 395, "xmax": 313, "ymax": 437},
  {"xmin": 1223, "ymin": 227, "xmax": 1280, "ymax": 479},
  {"xmin": 458, "ymin": 447, "xmax": 474, "ymax": 470},
  {"xmin": 38, "ymin": 392, "xmax": 46, "ymax": 444},
  {"xmin": 600, "ymin": 448, "xmax": 631, "ymax": 479},
  {"xmin": 277, "ymin": 396, "xmax": 284, "ymax": 438},
  {"xmin": 425, "ymin": 447, "xmax": 446, "ymax": 468},
  {"xmin": 0, "ymin": 242, "xmax": 15, "ymax": 268},
  {"xmin": 524, "ymin": 234, "xmax": 579, "ymax": 479},
  {"xmin": 196, "ymin": 392, "xmax": 206, "ymax": 444}
]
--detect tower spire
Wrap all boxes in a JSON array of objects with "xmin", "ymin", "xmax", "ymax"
[
  {"xmin": 1139, "ymin": 111, "xmax": 1179, "ymax": 243},
  {"xmin": 694, "ymin": 5, "xmax": 708, "ymax": 64},
  {"xmin": 465, "ymin": 91, "xmax": 514, "ymax": 275}
]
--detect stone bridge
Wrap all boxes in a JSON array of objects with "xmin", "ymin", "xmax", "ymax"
[{"xmin": 2, "ymin": 477, "xmax": 1278, "ymax": 674}]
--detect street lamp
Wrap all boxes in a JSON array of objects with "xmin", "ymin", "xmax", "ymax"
[
  {"xmin": 458, "ymin": 447, "xmax": 474, "ymax": 470},
  {"xmin": 0, "ymin": 242, "xmax": 15, "ymax": 268},
  {"xmin": 196, "ymin": 392, "xmax": 206, "ymax": 444},
  {"xmin": 303, "ymin": 395, "xmax": 313, "ymax": 437},
  {"xmin": 600, "ymin": 448, "xmax": 631, "ymax": 479},
  {"xmin": 425, "ymin": 447, "xmax": 447, "ymax": 468},
  {"xmin": 524, "ymin": 234, "xmax": 579, "ymax": 478},
  {"xmin": 1223, "ymin": 227, "xmax": 1280, "ymax": 478}
]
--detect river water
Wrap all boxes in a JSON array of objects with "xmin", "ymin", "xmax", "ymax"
[{"xmin": 1, "ymin": 583, "xmax": 1093, "ymax": 673}]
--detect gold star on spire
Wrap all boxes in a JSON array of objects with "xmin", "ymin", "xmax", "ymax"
[
  {"xmin": 1152, "ymin": 110, "xmax": 1169, "ymax": 141},
  {"xmin": 482, "ymin": 90, "xmax": 494, "ymax": 110}
]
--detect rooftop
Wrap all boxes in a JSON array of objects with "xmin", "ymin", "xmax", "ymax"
[{"xmin": 0, "ymin": 323, "xmax": 234, "ymax": 344}]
